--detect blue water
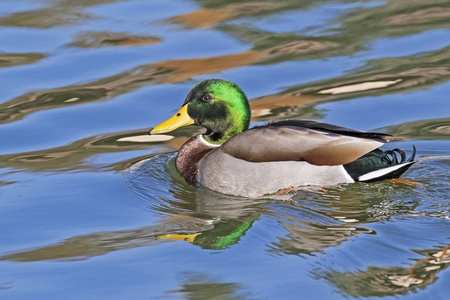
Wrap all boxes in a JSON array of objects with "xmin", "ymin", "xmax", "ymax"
[{"xmin": 1, "ymin": 0, "xmax": 449, "ymax": 299}]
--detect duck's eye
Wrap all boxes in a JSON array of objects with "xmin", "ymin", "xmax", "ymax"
[{"xmin": 202, "ymin": 94, "xmax": 212, "ymax": 102}]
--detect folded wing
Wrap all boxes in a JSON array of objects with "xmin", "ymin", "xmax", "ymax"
[{"xmin": 221, "ymin": 120, "xmax": 405, "ymax": 166}]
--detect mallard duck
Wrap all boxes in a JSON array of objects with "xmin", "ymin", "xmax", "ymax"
[{"xmin": 150, "ymin": 79, "xmax": 416, "ymax": 197}]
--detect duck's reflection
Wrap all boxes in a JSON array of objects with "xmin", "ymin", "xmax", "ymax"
[{"xmin": 0, "ymin": 200, "xmax": 262, "ymax": 261}]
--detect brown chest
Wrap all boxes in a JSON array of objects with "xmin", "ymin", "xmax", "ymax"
[{"xmin": 175, "ymin": 136, "xmax": 216, "ymax": 185}]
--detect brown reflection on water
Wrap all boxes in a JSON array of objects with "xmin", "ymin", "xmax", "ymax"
[
  {"xmin": 0, "ymin": 64, "xmax": 166, "ymax": 124},
  {"xmin": 0, "ymin": 0, "xmax": 450, "ymax": 123},
  {"xmin": 3, "ymin": 41, "xmax": 445, "ymax": 126},
  {"xmin": 0, "ymin": 0, "xmax": 127, "ymax": 28},
  {"xmin": 322, "ymin": 245, "xmax": 450, "ymax": 297},
  {"xmin": 288, "ymin": 44, "xmax": 450, "ymax": 104},
  {"xmin": 218, "ymin": 0, "xmax": 450, "ymax": 66},
  {"xmin": 68, "ymin": 31, "xmax": 161, "ymax": 48},
  {"xmin": 382, "ymin": 7, "xmax": 450, "ymax": 26},
  {"xmin": 268, "ymin": 182, "xmax": 420, "ymax": 256},
  {"xmin": 0, "ymin": 8, "xmax": 94, "ymax": 28},
  {"xmin": 272, "ymin": 217, "xmax": 373, "ymax": 256},
  {"xmin": 0, "ymin": 39, "xmax": 338, "ymax": 124},
  {"xmin": 302, "ymin": 66, "xmax": 450, "ymax": 98},
  {"xmin": 153, "ymin": 50, "xmax": 265, "ymax": 83},
  {"xmin": 0, "ymin": 53, "xmax": 45, "ymax": 68},
  {"xmin": 261, "ymin": 40, "xmax": 340, "ymax": 60},
  {"xmin": 6, "ymin": 0, "xmax": 448, "ymax": 127},
  {"xmin": 383, "ymin": 118, "xmax": 450, "ymax": 140},
  {"xmin": 168, "ymin": 2, "xmax": 283, "ymax": 28},
  {"xmin": 250, "ymin": 93, "xmax": 318, "ymax": 119},
  {"xmin": 252, "ymin": 54, "xmax": 450, "ymax": 121},
  {"xmin": 337, "ymin": 0, "xmax": 450, "ymax": 38},
  {"xmin": 0, "ymin": 130, "xmax": 174, "ymax": 172}
]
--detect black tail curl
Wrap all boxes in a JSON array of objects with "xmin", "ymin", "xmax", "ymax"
[
  {"xmin": 343, "ymin": 145, "xmax": 417, "ymax": 182},
  {"xmin": 381, "ymin": 145, "xmax": 416, "ymax": 165}
]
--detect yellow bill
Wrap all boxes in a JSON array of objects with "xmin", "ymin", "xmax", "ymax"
[
  {"xmin": 158, "ymin": 233, "xmax": 201, "ymax": 243},
  {"xmin": 150, "ymin": 104, "xmax": 195, "ymax": 134}
]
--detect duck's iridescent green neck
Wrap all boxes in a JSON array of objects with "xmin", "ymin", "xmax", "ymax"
[
  {"xmin": 187, "ymin": 79, "xmax": 251, "ymax": 145},
  {"xmin": 202, "ymin": 103, "xmax": 250, "ymax": 145}
]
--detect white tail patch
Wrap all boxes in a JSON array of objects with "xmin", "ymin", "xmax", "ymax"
[{"xmin": 358, "ymin": 162, "xmax": 414, "ymax": 181}]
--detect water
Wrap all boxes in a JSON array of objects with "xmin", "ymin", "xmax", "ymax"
[{"xmin": 0, "ymin": 0, "xmax": 449, "ymax": 299}]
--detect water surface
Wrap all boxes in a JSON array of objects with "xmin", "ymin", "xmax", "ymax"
[{"xmin": 0, "ymin": 0, "xmax": 449, "ymax": 299}]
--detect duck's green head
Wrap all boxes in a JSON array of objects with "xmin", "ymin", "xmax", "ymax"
[{"xmin": 150, "ymin": 79, "xmax": 251, "ymax": 145}]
